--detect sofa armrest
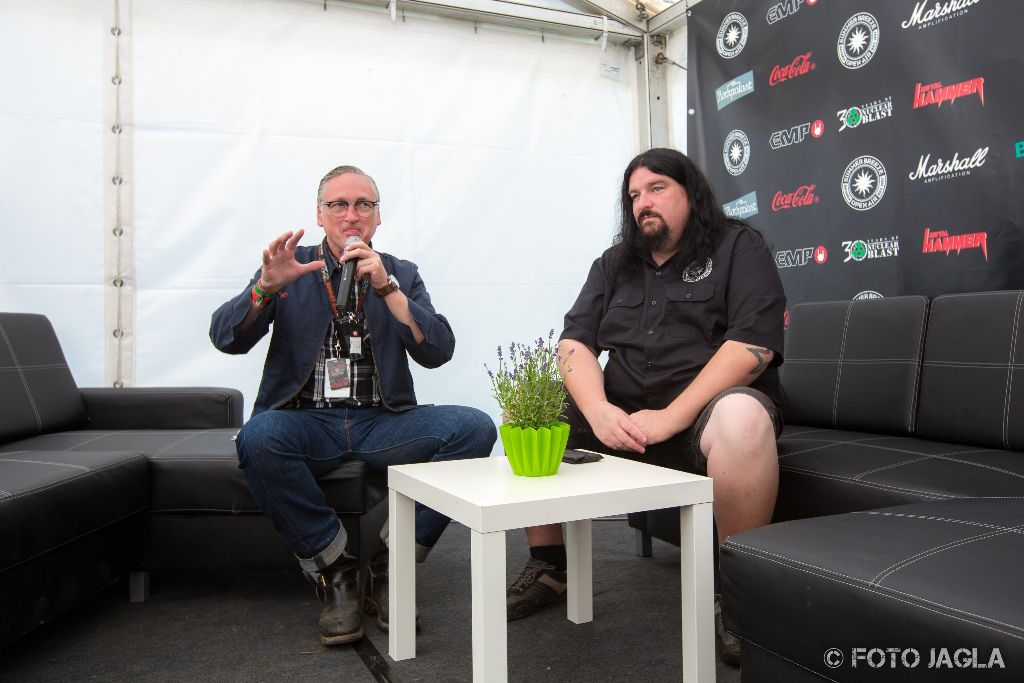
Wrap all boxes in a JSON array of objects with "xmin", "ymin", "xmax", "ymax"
[{"xmin": 80, "ymin": 387, "xmax": 244, "ymax": 429}]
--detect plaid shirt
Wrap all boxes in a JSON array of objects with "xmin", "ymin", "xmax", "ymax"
[{"xmin": 291, "ymin": 245, "xmax": 380, "ymax": 408}]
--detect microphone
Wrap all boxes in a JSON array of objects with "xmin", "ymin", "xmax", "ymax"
[{"xmin": 337, "ymin": 230, "xmax": 360, "ymax": 311}]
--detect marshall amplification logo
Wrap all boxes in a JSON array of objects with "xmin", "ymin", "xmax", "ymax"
[
  {"xmin": 775, "ymin": 245, "xmax": 827, "ymax": 269},
  {"xmin": 841, "ymin": 156, "xmax": 887, "ymax": 211},
  {"xmin": 913, "ymin": 77, "xmax": 984, "ymax": 109},
  {"xmin": 723, "ymin": 191, "xmax": 759, "ymax": 219},
  {"xmin": 837, "ymin": 97, "xmax": 893, "ymax": 132},
  {"xmin": 717, "ymin": 12, "xmax": 749, "ymax": 59},
  {"xmin": 842, "ymin": 236, "xmax": 900, "ymax": 262},
  {"xmin": 922, "ymin": 227, "xmax": 988, "ymax": 261},
  {"xmin": 716, "ymin": 71, "xmax": 755, "ymax": 110},
  {"xmin": 770, "ymin": 120, "xmax": 824, "ymax": 149},
  {"xmin": 723, "ymin": 130, "xmax": 751, "ymax": 176},
  {"xmin": 767, "ymin": 0, "xmax": 818, "ymax": 25},
  {"xmin": 902, "ymin": 0, "xmax": 981, "ymax": 30},
  {"xmin": 838, "ymin": 13, "xmax": 880, "ymax": 69},
  {"xmin": 772, "ymin": 184, "xmax": 819, "ymax": 211},
  {"xmin": 908, "ymin": 146, "xmax": 988, "ymax": 183},
  {"xmin": 770, "ymin": 52, "xmax": 816, "ymax": 86}
]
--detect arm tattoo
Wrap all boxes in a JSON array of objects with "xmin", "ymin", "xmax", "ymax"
[{"xmin": 746, "ymin": 346, "xmax": 771, "ymax": 375}]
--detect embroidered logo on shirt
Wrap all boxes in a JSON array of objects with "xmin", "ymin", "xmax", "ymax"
[{"xmin": 681, "ymin": 258, "xmax": 713, "ymax": 282}]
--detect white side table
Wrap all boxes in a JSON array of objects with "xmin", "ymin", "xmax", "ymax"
[{"xmin": 388, "ymin": 454, "xmax": 715, "ymax": 682}]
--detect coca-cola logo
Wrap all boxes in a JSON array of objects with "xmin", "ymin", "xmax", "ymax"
[
  {"xmin": 772, "ymin": 184, "xmax": 819, "ymax": 211},
  {"xmin": 770, "ymin": 52, "xmax": 815, "ymax": 86}
]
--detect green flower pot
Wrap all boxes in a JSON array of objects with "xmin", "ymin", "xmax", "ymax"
[{"xmin": 499, "ymin": 422, "xmax": 570, "ymax": 477}]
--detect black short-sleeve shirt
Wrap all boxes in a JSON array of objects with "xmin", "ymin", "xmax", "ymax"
[{"xmin": 560, "ymin": 224, "xmax": 786, "ymax": 414}]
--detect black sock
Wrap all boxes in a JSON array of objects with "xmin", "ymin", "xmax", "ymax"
[{"xmin": 530, "ymin": 544, "xmax": 567, "ymax": 572}]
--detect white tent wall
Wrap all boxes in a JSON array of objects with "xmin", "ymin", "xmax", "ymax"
[
  {"xmin": 1, "ymin": 0, "xmax": 640, "ymax": 439},
  {"xmin": 0, "ymin": 0, "xmax": 109, "ymax": 386},
  {"xmin": 665, "ymin": 23, "xmax": 686, "ymax": 151}
]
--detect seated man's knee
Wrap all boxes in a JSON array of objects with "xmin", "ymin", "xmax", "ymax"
[
  {"xmin": 460, "ymin": 406, "xmax": 497, "ymax": 456},
  {"xmin": 235, "ymin": 411, "xmax": 290, "ymax": 468},
  {"xmin": 702, "ymin": 393, "xmax": 774, "ymax": 453}
]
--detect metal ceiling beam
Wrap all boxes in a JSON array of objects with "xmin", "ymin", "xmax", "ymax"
[
  {"xmin": 322, "ymin": 0, "xmax": 645, "ymax": 44},
  {"xmin": 646, "ymin": 0, "xmax": 693, "ymax": 34},
  {"xmin": 561, "ymin": 0, "xmax": 646, "ymax": 33}
]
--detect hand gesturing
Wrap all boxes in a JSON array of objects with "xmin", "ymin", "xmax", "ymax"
[{"xmin": 259, "ymin": 229, "xmax": 324, "ymax": 292}]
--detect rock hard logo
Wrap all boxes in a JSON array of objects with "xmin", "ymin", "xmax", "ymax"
[
  {"xmin": 854, "ymin": 290, "xmax": 884, "ymax": 300},
  {"xmin": 909, "ymin": 146, "xmax": 988, "ymax": 183},
  {"xmin": 913, "ymin": 78, "xmax": 984, "ymax": 109},
  {"xmin": 838, "ymin": 13, "xmax": 880, "ymax": 70},
  {"xmin": 841, "ymin": 156, "xmax": 887, "ymax": 211},
  {"xmin": 723, "ymin": 130, "xmax": 751, "ymax": 176},
  {"xmin": 723, "ymin": 191, "xmax": 759, "ymax": 219},
  {"xmin": 922, "ymin": 227, "xmax": 988, "ymax": 261},
  {"xmin": 770, "ymin": 120, "xmax": 824, "ymax": 149},
  {"xmin": 842, "ymin": 236, "xmax": 900, "ymax": 262},
  {"xmin": 775, "ymin": 245, "xmax": 827, "ymax": 269},
  {"xmin": 717, "ymin": 12, "xmax": 748, "ymax": 59},
  {"xmin": 772, "ymin": 184, "xmax": 819, "ymax": 212},
  {"xmin": 902, "ymin": 0, "xmax": 981, "ymax": 30},
  {"xmin": 767, "ymin": 0, "xmax": 818, "ymax": 25},
  {"xmin": 837, "ymin": 96, "xmax": 893, "ymax": 132},
  {"xmin": 770, "ymin": 52, "xmax": 816, "ymax": 87},
  {"xmin": 716, "ymin": 70, "xmax": 755, "ymax": 111}
]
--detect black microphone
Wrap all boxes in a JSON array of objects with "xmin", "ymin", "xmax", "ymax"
[{"xmin": 337, "ymin": 230, "xmax": 360, "ymax": 311}]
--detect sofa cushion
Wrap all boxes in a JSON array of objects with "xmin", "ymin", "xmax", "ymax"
[
  {"xmin": 781, "ymin": 296, "xmax": 928, "ymax": 435},
  {"xmin": 775, "ymin": 425, "xmax": 1024, "ymax": 521},
  {"xmin": 722, "ymin": 499, "xmax": 1024, "ymax": 681},
  {"xmin": 917, "ymin": 290, "xmax": 1024, "ymax": 450},
  {"xmin": 0, "ymin": 313, "xmax": 87, "ymax": 443},
  {"xmin": 0, "ymin": 449, "xmax": 148, "ymax": 573},
  {"xmin": 2, "ymin": 429, "xmax": 378, "ymax": 515}
]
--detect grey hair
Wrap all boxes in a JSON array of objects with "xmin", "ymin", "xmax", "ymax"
[{"xmin": 317, "ymin": 165, "xmax": 380, "ymax": 203}]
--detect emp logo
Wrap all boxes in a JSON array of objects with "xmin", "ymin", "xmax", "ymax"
[{"xmin": 1016, "ymin": 140, "xmax": 1024, "ymax": 158}]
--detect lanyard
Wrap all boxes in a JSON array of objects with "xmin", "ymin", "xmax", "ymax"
[{"xmin": 318, "ymin": 242, "xmax": 364, "ymax": 322}]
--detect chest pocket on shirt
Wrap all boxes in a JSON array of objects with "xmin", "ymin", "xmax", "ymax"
[
  {"xmin": 598, "ymin": 287, "xmax": 644, "ymax": 343},
  {"xmin": 663, "ymin": 281, "xmax": 716, "ymax": 339}
]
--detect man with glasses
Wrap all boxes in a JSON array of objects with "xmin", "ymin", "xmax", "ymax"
[{"xmin": 211, "ymin": 165, "xmax": 496, "ymax": 645}]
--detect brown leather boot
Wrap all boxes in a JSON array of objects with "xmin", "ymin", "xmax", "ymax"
[
  {"xmin": 317, "ymin": 554, "xmax": 363, "ymax": 645},
  {"xmin": 364, "ymin": 546, "xmax": 420, "ymax": 632}
]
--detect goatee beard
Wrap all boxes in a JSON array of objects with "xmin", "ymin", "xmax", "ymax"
[{"xmin": 639, "ymin": 221, "xmax": 672, "ymax": 253}]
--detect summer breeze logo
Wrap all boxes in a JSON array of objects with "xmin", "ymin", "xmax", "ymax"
[
  {"xmin": 838, "ymin": 13, "xmax": 880, "ymax": 70},
  {"xmin": 902, "ymin": 0, "xmax": 981, "ymax": 30},
  {"xmin": 913, "ymin": 77, "xmax": 984, "ymax": 109},
  {"xmin": 716, "ymin": 71, "xmax": 755, "ymax": 111},
  {"xmin": 723, "ymin": 191, "xmax": 759, "ymax": 220},
  {"xmin": 837, "ymin": 97, "xmax": 893, "ymax": 132},
  {"xmin": 723, "ymin": 130, "xmax": 751, "ymax": 176},
  {"xmin": 717, "ymin": 13, "xmax": 748, "ymax": 59},
  {"xmin": 767, "ymin": 0, "xmax": 818, "ymax": 25},
  {"xmin": 842, "ymin": 236, "xmax": 900, "ymax": 262},
  {"xmin": 772, "ymin": 184, "xmax": 818, "ymax": 212},
  {"xmin": 770, "ymin": 52, "xmax": 815, "ymax": 87},
  {"xmin": 908, "ymin": 146, "xmax": 988, "ymax": 183},
  {"xmin": 922, "ymin": 228, "xmax": 989, "ymax": 261},
  {"xmin": 841, "ymin": 156, "xmax": 887, "ymax": 211},
  {"xmin": 770, "ymin": 120, "xmax": 824, "ymax": 150}
]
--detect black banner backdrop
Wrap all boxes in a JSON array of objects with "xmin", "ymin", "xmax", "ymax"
[{"xmin": 687, "ymin": 0, "xmax": 1024, "ymax": 314}]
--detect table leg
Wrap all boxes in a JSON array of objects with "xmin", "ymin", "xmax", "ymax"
[
  {"xmin": 388, "ymin": 489, "xmax": 417, "ymax": 661},
  {"xmin": 471, "ymin": 529, "xmax": 507, "ymax": 683},
  {"xmin": 680, "ymin": 502, "xmax": 715, "ymax": 682},
  {"xmin": 565, "ymin": 518, "xmax": 593, "ymax": 624}
]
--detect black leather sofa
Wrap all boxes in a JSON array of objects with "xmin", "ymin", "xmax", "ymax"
[
  {"xmin": 0, "ymin": 312, "xmax": 387, "ymax": 647},
  {"xmin": 723, "ymin": 291, "xmax": 1024, "ymax": 681},
  {"xmin": 627, "ymin": 291, "xmax": 1024, "ymax": 680}
]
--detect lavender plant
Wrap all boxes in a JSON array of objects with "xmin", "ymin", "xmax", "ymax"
[{"xmin": 486, "ymin": 330, "xmax": 573, "ymax": 430}]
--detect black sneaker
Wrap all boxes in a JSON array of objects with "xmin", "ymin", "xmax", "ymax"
[
  {"xmin": 506, "ymin": 557, "xmax": 567, "ymax": 621},
  {"xmin": 715, "ymin": 596, "xmax": 741, "ymax": 667}
]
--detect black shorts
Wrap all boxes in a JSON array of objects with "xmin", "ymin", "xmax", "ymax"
[{"xmin": 563, "ymin": 387, "xmax": 783, "ymax": 476}]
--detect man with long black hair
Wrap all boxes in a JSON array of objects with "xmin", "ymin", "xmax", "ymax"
[{"xmin": 506, "ymin": 148, "xmax": 785, "ymax": 666}]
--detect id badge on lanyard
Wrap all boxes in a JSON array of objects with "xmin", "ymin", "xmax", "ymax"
[{"xmin": 324, "ymin": 321, "xmax": 351, "ymax": 399}]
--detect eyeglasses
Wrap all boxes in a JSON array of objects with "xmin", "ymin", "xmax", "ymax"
[{"xmin": 320, "ymin": 199, "xmax": 379, "ymax": 218}]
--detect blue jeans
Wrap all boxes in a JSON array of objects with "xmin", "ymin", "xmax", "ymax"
[{"xmin": 235, "ymin": 405, "xmax": 496, "ymax": 568}]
